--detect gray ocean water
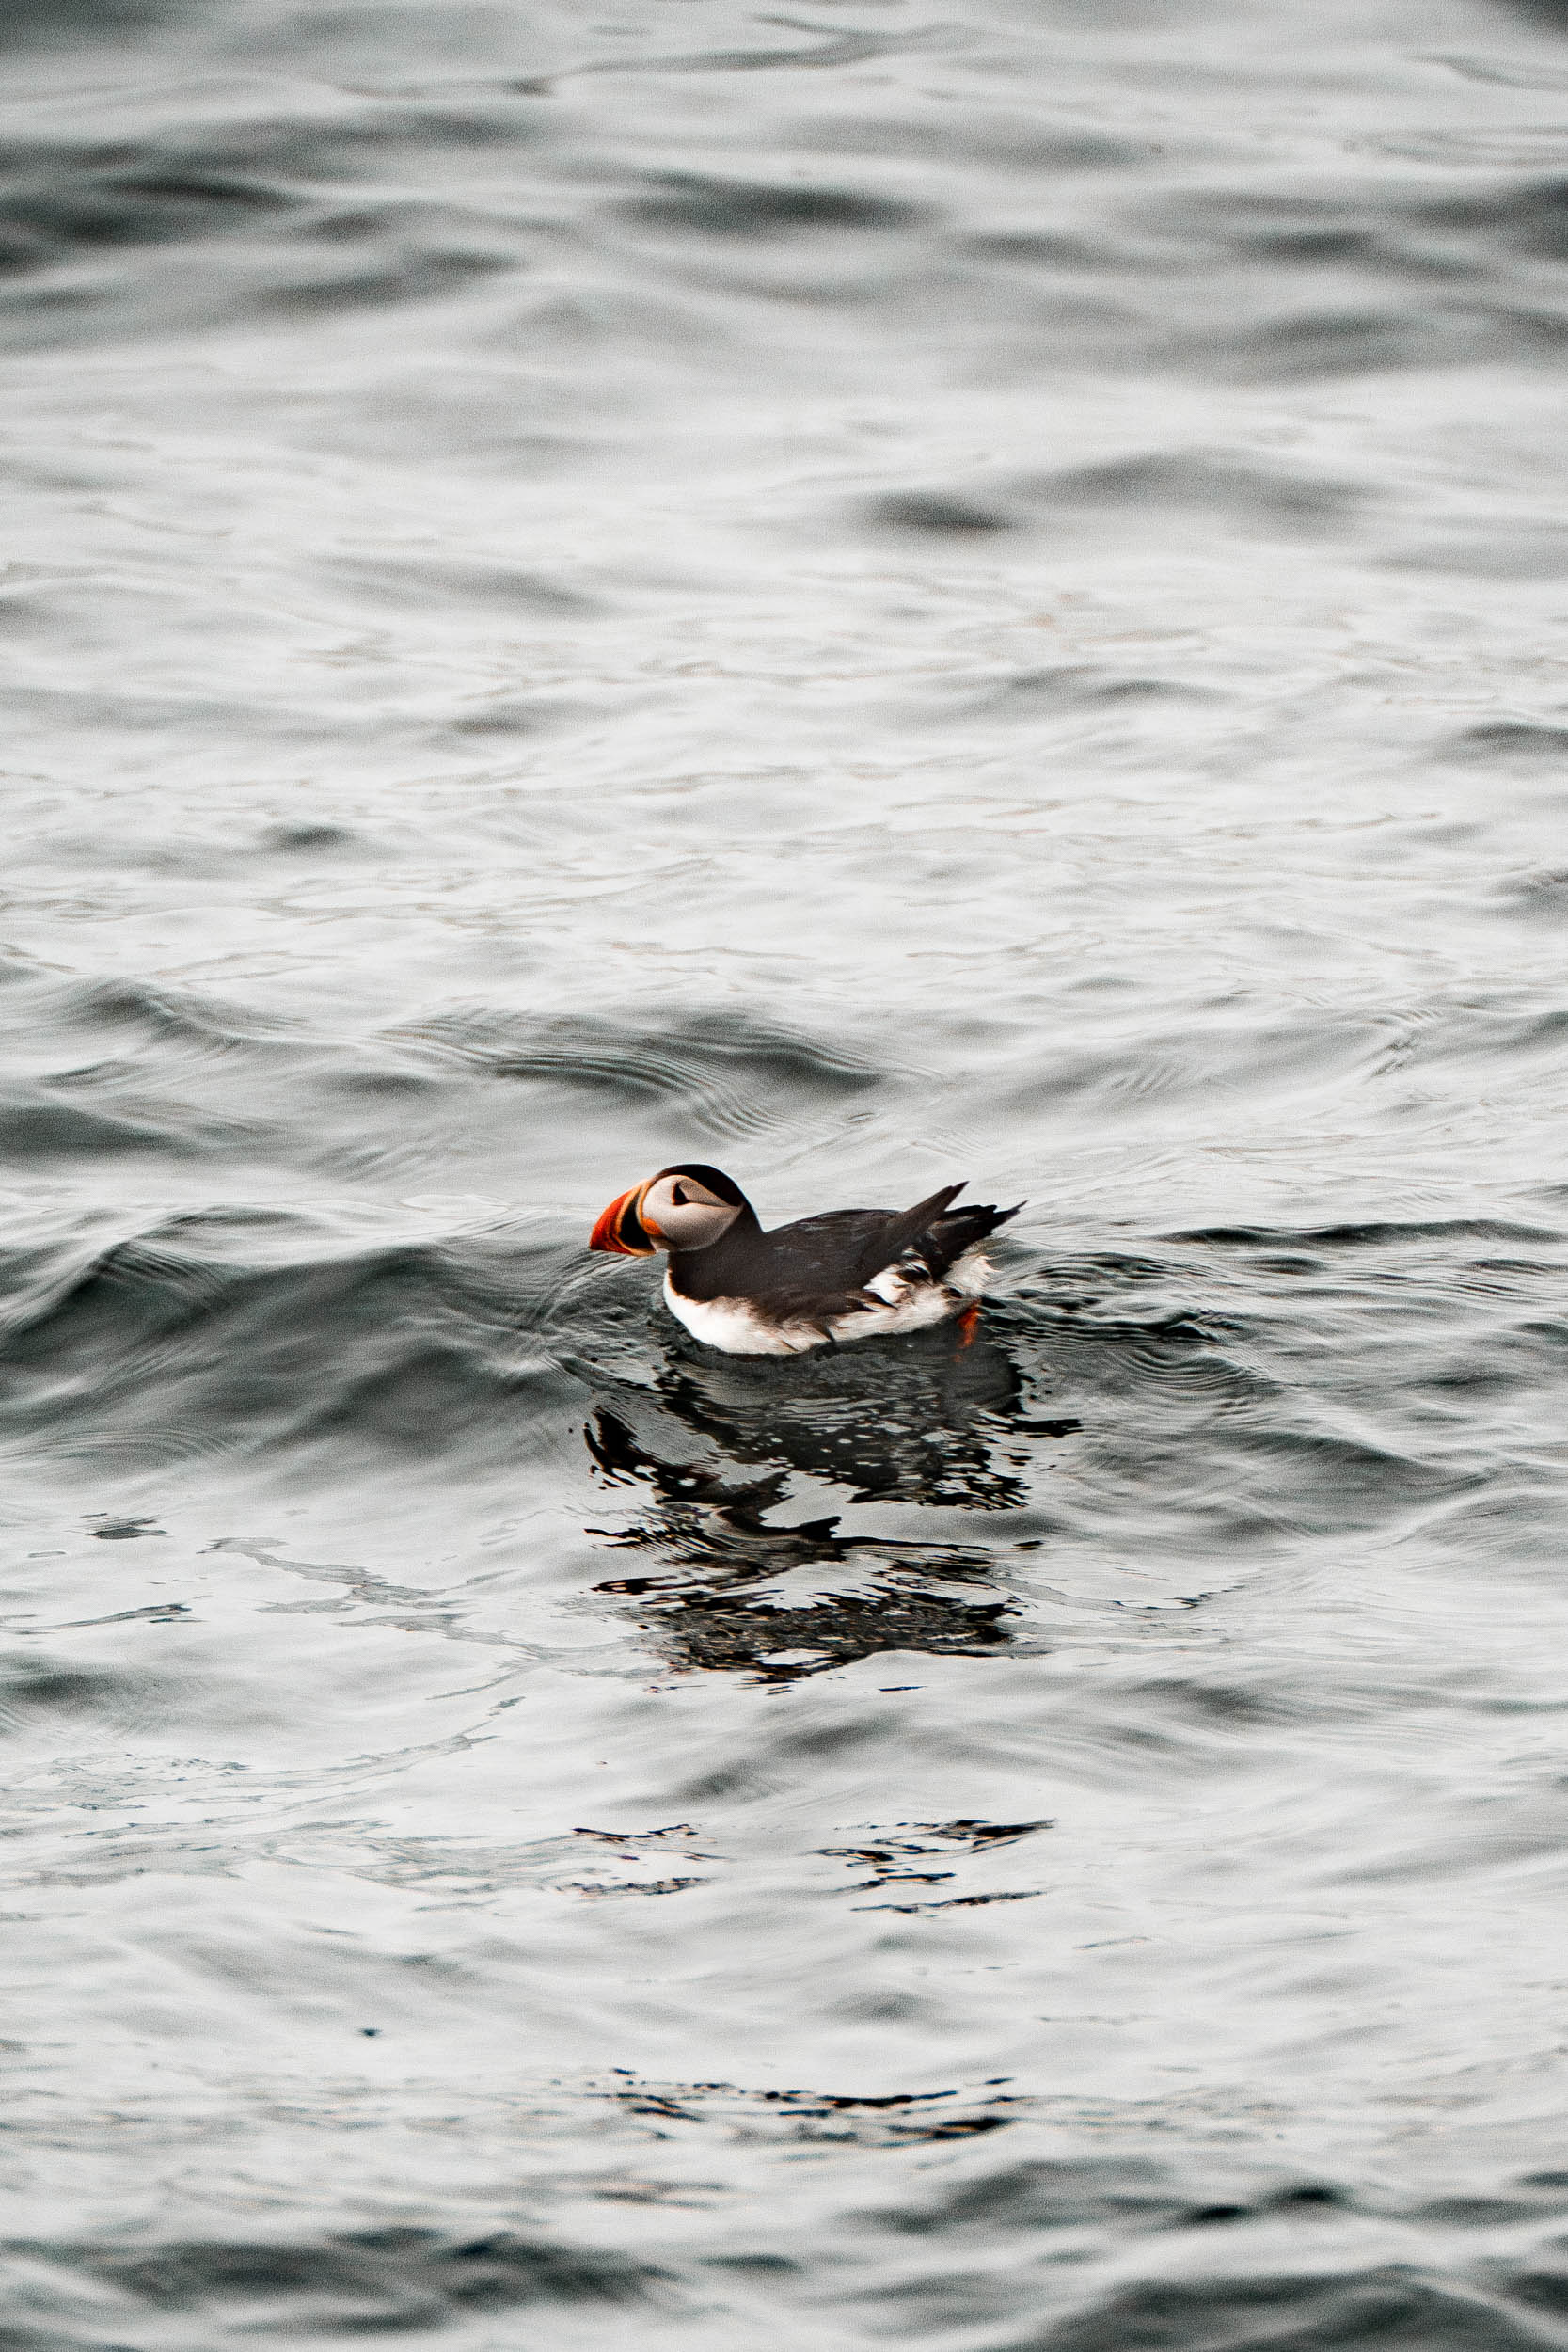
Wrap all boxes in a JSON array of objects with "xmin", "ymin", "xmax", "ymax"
[{"xmin": 7, "ymin": 1, "xmax": 1568, "ymax": 2344}]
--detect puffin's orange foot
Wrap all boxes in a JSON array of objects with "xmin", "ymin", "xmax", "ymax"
[{"xmin": 957, "ymin": 1303, "xmax": 981, "ymax": 1347}]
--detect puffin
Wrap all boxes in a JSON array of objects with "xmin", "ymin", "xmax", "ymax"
[{"xmin": 589, "ymin": 1164, "xmax": 1022, "ymax": 1356}]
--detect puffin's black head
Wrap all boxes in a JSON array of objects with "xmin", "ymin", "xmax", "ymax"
[
  {"xmin": 590, "ymin": 1165, "xmax": 752, "ymax": 1256},
  {"xmin": 652, "ymin": 1164, "xmax": 749, "ymax": 1208}
]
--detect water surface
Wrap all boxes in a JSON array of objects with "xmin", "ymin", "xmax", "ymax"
[{"xmin": 6, "ymin": 1, "xmax": 1568, "ymax": 2344}]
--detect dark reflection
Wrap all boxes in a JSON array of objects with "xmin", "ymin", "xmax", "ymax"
[
  {"xmin": 585, "ymin": 1326, "xmax": 1075, "ymax": 1682},
  {"xmin": 658, "ymin": 1325, "xmax": 1038, "ymax": 1508},
  {"xmin": 608, "ymin": 2072, "xmax": 1026, "ymax": 2147}
]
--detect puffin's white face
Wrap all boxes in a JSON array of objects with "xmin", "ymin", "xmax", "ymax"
[
  {"xmin": 637, "ymin": 1171, "xmax": 741, "ymax": 1253},
  {"xmin": 590, "ymin": 1164, "xmax": 749, "ymax": 1256}
]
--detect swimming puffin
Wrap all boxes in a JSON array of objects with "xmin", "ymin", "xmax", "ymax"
[{"xmin": 589, "ymin": 1164, "xmax": 1022, "ymax": 1355}]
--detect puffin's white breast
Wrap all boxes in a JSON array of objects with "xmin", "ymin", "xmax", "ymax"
[{"xmin": 661, "ymin": 1249, "xmax": 993, "ymax": 1357}]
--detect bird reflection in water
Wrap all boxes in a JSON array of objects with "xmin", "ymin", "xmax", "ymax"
[{"xmin": 586, "ymin": 1323, "xmax": 1076, "ymax": 1682}]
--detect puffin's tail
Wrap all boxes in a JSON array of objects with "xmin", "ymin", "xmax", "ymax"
[{"xmin": 923, "ymin": 1197, "xmax": 1023, "ymax": 1279}]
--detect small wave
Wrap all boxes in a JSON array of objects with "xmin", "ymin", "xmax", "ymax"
[
  {"xmin": 0, "ymin": 139, "xmax": 299, "ymax": 272},
  {"xmin": 863, "ymin": 449, "xmax": 1361, "ymax": 543},
  {"xmin": 1023, "ymin": 449, "xmax": 1362, "ymax": 532},
  {"xmin": 1129, "ymin": 177, "xmax": 1568, "ymax": 374},
  {"xmin": 2, "ymin": 0, "xmax": 174, "ymax": 44},
  {"xmin": 396, "ymin": 1005, "xmax": 891, "ymax": 1141},
  {"xmin": 0, "ymin": 1094, "xmax": 189, "ymax": 1158},
  {"xmin": 1449, "ymin": 721, "xmax": 1568, "ymax": 762},
  {"xmin": 885, "ymin": 2158, "xmax": 1568, "ymax": 2349},
  {"xmin": 1043, "ymin": 2260, "xmax": 1544, "ymax": 2351},
  {"xmin": 616, "ymin": 173, "xmax": 931, "ymax": 238},
  {"xmin": 80, "ymin": 976, "xmax": 272, "ymax": 1044},
  {"xmin": 324, "ymin": 554, "xmax": 601, "ymax": 616},
  {"xmin": 864, "ymin": 487, "xmax": 1016, "ymax": 535},
  {"xmin": 0, "ymin": 1220, "xmax": 581, "ymax": 1471},
  {"xmin": 258, "ymin": 246, "xmax": 507, "ymax": 318},
  {"xmin": 5, "ymin": 975, "xmax": 911, "ymax": 1181},
  {"xmin": 512, "ymin": 20, "xmax": 956, "ymax": 91},
  {"xmin": 936, "ymin": 664, "xmax": 1210, "ymax": 723},
  {"xmin": 257, "ymin": 1820, "xmax": 719, "ymax": 1903},
  {"xmin": 0, "ymin": 117, "xmax": 522, "ymax": 339},
  {"xmin": 0, "ymin": 1654, "xmax": 154, "ymax": 1736},
  {"xmin": 1172, "ymin": 1219, "xmax": 1563, "ymax": 1247},
  {"xmin": 10, "ymin": 2228, "xmax": 666, "ymax": 2333},
  {"xmin": 1417, "ymin": 172, "xmax": 1568, "ymax": 260},
  {"xmin": 996, "ymin": 1007, "xmax": 1402, "ymax": 1121},
  {"xmin": 1502, "ymin": 866, "xmax": 1568, "ymax": 919},
  {"xmin": 999, "ymin": 991, "xmax": 1568, "ymax": 1120},
  {"xmin": 258, "ymin": 820, "xmax": 362, "ymax": 855},
  {"xmin": 1394, "ymin": 522, "xmax": 1568, "ymax": 579}
]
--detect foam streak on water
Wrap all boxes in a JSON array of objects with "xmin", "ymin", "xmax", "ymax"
[{"xmin": 5, "ymin": 0, "xmax": 1568, "ymax": 2344}]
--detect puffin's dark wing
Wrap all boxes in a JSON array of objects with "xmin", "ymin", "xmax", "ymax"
[
  {"xmin": 668, "ymin": 1207, "xmax": 894, "ymax": 1304},
  {"xmin": 750, "ymin": 1208, "xmax": 915, "ymax": 1294},
  {"xmin": 757, "ymin": 1185, "xmax": 1017, "ymax": 1291},
  {"xmin": 850, "ymin": 1183, "xmax": 966, "ymax": 1284}
]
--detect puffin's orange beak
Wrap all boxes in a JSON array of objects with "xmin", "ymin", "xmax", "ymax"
[{"xmin": 590, "ymin": 1183, "xmax": 657, "ymax": 1255}]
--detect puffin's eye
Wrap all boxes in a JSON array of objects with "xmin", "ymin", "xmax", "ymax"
[{"xmin": 672, "ymin": 1184, "xmax": 689, "ymax": 1204}]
